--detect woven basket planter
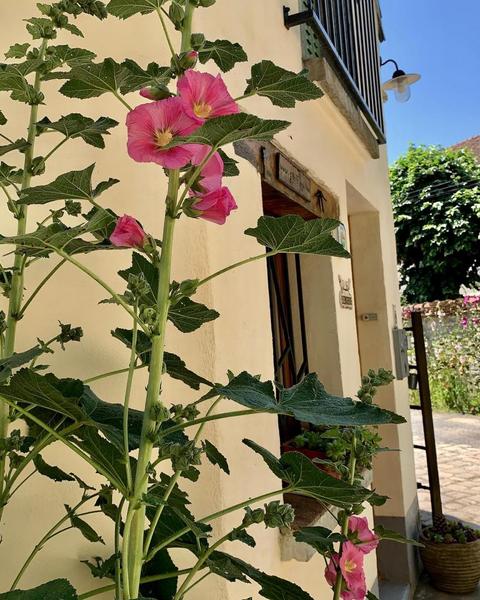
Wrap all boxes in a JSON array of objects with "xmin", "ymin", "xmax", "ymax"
[{"xmin": 420, "ymin": 537, "xmax": 480, "ymax": 594}]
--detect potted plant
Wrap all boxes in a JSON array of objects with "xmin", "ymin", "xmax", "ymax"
[
  {"xmin": 421, "ymin": 519, "xmax": 480, "ymax": 593},
  {"xmin": 282, "ymin": 426, "xmax": 383, "ymax": 480}
]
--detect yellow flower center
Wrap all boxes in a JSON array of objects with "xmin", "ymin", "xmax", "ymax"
[
  {"xmin": 344, "ymin": 559, "xmax": 357, "ymax": 574},
  {"xmin": 193, "ymin": 102, "xmax": 213, "ymax": 119},
  {"xmin": 155, "ymin": 129, "xmax": 173, "ymax": 147}
]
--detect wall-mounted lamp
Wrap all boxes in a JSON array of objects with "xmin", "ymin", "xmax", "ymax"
[{"xmin": 381, "ymin": 59, "xmax": 421, "ymax": 103}]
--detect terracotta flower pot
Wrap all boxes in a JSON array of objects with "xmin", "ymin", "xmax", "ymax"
[
  {"xmin": 420, "ymin": 537, "xmax": 480, "ymax": 594},
  {"xmin": 281, "ymin": 443, "xmax": 340, "ymax": 479}
]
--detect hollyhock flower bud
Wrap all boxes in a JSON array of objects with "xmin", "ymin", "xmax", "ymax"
[
  {"xmin": 178, "ymin": 50, "xmax": 199, "ymax": 70},
  {"xmin": 139, "ymin": 86, "xmax": 171, "ymax": 101},
  {"xmin": 325, "ymin": 555, "xmax": 339, "ymax": 587},
  {"xmin": 177, "ymin": 69, "xmax": 239, "ymax": 123},
  {"xmin": 348, "ymin": 516, "xmax": 379, "ymax": 554},
  {"xmin": 192, "ymin": 186, "xmax": 237, "ymax": 225},
  {"xmin": 110, "ymin": 215, "xmax": 146, "ymax": 248},
  {"xmin": 126, "ymin": 97, "xmax": 199, "ymax": 169}
]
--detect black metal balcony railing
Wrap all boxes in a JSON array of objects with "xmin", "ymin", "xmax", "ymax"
[{"xmin": 305, "ymin": 0, "xmax": 386, "ymax": 143}]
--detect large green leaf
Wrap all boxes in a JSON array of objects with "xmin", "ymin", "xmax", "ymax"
[
  {"xmin": 5, "ymin": 44, "xmax": 30, "ymax": 59},
  {"xmin": 0, "ymin": 63, "xmax": 39, "ymax": 104},
  {"xmin": 207, "ymin": 552, "xmax": 315, "ymax": 600},
  {"xmin": 203, "ymin": 440, "xmax": 230, "ymax": 474},
  {"xmin": 107, "ymin": 0, "xmax": 165, "ymax": 19},
  {"xmin": 0, "ymin": 222, "xmax": 115, "ymax": 258},
  {"xmin": 147, "ymin": 504, "xmax": 211, "ymax": 551},
  {"xmin": 112, "ymin": 328, "xmax": 212, "ymax": 390},
  {"xmin": 245, "ymin": 61, "xmax": 323, "ymax": 108},
  {"xmin": 69, "ymin": 509, "xmax": 104, "ymax": 544},
  {"xmin": 198, "ymin": 39, "xmax": 247, "ymax": 72},
  {"xmin": 34, "ymin": 454, "xmax": 75, "ymax": 483},
  {"xmin": 140, "ymin": 549, "xmax": 178, "ymax": 600},
  {"xmin": 217, "ymin": 372, "xmax": 405, "ymax": 426},
  {"xmin": 48, "ymin": 45, "xmax": 97, "ymax": 68},
  {"xmin": 244, "ymin": 440, "xmax": 375, "ymax": 508},
  {"xmin": 374, "ymin": 525, "xmax": 423, "ymax": 547},
  {"xmin": 168, "ymin": 298, "xmax": 219, "ymax": 333},
  {"xmin": 0, "ymin": 579, "xmax": 78, "ymax": 599},
  {"xmin": 37, "ymin": 114, "xmax": 118, "ymax": 149},
  {"xmin": 60, "ymin": 59, "xmax": 130, "ymax": 99},
  {"xmin": 19, "ymin": 164, "xmax": 118, "ymax": 205},
  {"xmin": 245, "ymin": 215, "xmax": 350, "ymax": 258},
  {"xmin": 176, "ymin": 114, "xmax": 290, "ymax": 148},
  {"xmin": 0, "ymin": 369, "xmax": 86, "ymax": 421},
  {"xmin": 0, "ymin": 138, "xmax": 29, "ymax": 157},
  {"xmin": 294, "ymin": 527, "xmax": 343, "ymax": 553},
  {"xmin": 74, "ymin": 427, "xmax": 129, "ymax": 492},
  {"xmin": 120, "ymin": 60, "xmax": 171, "ymax": 94},
  {"xmin": 0, "ymin": 346, "xmax": 44, "ymax": 383}
]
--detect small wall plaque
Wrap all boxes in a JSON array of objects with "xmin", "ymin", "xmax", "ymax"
[
  {"xmin": 338, "ymin": 276, "xmax": 353, "ymax": 310},
  {"xmin": 277, "ymin": 154, "xmax": 312, "ymax": 202}
]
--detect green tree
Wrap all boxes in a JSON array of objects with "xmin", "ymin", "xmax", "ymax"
[{"xmin": 390, "ymin": 145, "xmax": 480, "ymax": 303}]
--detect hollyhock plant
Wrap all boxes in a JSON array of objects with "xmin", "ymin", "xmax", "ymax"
[
  {"xmin": 178, "ymin": 69, "xmax": 239, "ymax": 123},
  {"xmin": 190, "ymin": 144, "xmax": 225, "ymax": 192},
  {"xmin": 126, "ymin": 97, "xmax": 199, "ymax": 168},
  {"xmin": 192, "ymin": 186, "xmax": 237, "ymax": 225},
  {"xmin": 110, "ymin": 215, "xmax": 146, "ymax": 248},
  {"xmin": 348, "ymin": 516, "xmax": 379, "ymax": 554}
]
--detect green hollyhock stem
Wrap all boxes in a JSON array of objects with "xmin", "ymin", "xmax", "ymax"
[
  {"xmin": 0, "ymin": 39, "xmax": 48, "ymax": 522},
  {"xmin": 333, "ymin": 433, "xmax": 358, "ymax": 600},
  {"xmin": 122, "ymin": 8, "xmax": 196, "ymax": 597}
]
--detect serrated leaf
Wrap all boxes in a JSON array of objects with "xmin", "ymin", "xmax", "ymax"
[
  {"xmin": 217, "ymin": 149, "xmax": 239, "ymax": 176},
  {"xmin": 111, "ymin": 328, "xmax": 212, "ymax": 390},
  {"xmin": 0, "ymin": 110, "xmax": 6, "ymax": 125},
  {"xmin": 0, "ymin": 579, "xmax": 78, "ymax": 599},
  {"xmin": 244, "ymin": 440, "xmax": 374, "ymax": 508},
  {"xmin": 198, "ymin": 39, "xmax": 247, "ymax": 72},
  {"xmin": 69, "ymin": 510, "xmax": 104, "ymax": 543},
  {"xmin": 37, "ymin": 114, "xmax": 118, "ymax": 148},
  {"xmin": 144, "ymin": 473, "xmax": 190, "ymax": 509},
  {"xmin": 0, "ymin": 63, "xmax": 39, "ymax": 104},
  {"xmin": 229, "ymin": 527, "xmax": 256, "ymax": 547},
  {"xmin": 19, "ymin": 164, "xmax": 118, "ymax": 205},
  {"xmin": 120, "ymin": 59, "xmax": 171, "ymax": 94},
  {"xmin": 118, "ymin": 251, "xmax": 157, "ymax": 304},
  {"xmin": 5, "ymin": 44, "xmax": 30, "ymax": 59},
  {"xmin": 140, "ymin": 548, "xmax": 178, "ymax": 600},
  {"xmin": 374, "ymin": 525, "xmax": 423, "ymax": 547},
  {"xmin": 107, "ymin": 0, "xmax": 165, "ymax": 19},
  {"xmin": 0, "ymin": 162, "xmax": 22, "ymax": 186},
  {"xmin": 246, "ymin": 215, "xmax": 350, "ymax": 258},
  {"xmin": 63, "ymin": 23, "xmax": 84, "ymax": 38},
  {"xmin": 146, "ymin": 504, "xmax": 211, "ymax": 552},
  {"xmin": 0, "ymin": 346, "xmax": 44, "ymax": 383},
  {"xmin": 33, "ymin": 454, "xmax": 75, "ymax": 482},
  {"xmin": 204, "ymin": 440, "xmax": 230, "ymax": 474},
  {"xmin": 294, "ymin": 526, "xmax": 341, "ymax": 553},
  {"xmin": 0, "ymin": 369, "xmax": 86, "ymax": 421},
  {"xmin": 60, "ymin": 59, "xmax": 129, "ymax": 99},
  {"xmin": 168, "ymin": 297, "xmax": 219, "ymax": 333},
  {"xmin": 217, "ymin": 372, "xmax": 405, "ymax": 426},
  {"xmin": 74, "ymin": 427, "xmax": 129, "ymax": 492},
  {"xmin": 245, "ymin": 61, "xmax": 323, "ymax": 108},
  {"xmin": 175, "ymin": 114, "xmax": 289, "ymax": 148},
  {"xmin": 0, "ymin": 138, "xmax": 29, "ymax": 157},
  {"xmin": 48, "ymin": 45, "xmax": 96, "ymax": 68},
  {"xmin": 207, "ymin": 552, "xmax": 314, "ymax": 599}
]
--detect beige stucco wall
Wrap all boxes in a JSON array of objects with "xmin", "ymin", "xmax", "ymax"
[{"xmin": 0, "ymin": 1, "xmax": 417, "ymax": 598}]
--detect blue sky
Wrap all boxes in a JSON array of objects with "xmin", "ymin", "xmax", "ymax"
[{"xmin": 380, "ymin": 0, "xmax": 480, "ymax": 163}]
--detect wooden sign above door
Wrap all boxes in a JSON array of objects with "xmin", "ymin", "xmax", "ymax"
[{"xmin": 234, "ymin": 140, "xmax": 340, "ymax": 220}]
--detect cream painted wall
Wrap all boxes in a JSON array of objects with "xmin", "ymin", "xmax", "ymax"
[{"xmin": 0, "ymin": 1, "xmax": 416, "ymax": 598}]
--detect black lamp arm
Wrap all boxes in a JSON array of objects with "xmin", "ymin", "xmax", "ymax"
[
  {"xmin": 380, "ymin": 58, "xmax": 400, "ymax": 71},
  {"xmin": 283, "ymin": 4, "xmax": 314, "ymax": 29}
]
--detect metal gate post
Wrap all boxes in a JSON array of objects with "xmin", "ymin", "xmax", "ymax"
[{"xmin": 411, "ymin": 311, "xmax": 443, "ymax": 522}]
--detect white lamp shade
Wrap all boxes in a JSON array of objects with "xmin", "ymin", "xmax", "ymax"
[{"xmin": 383, "ymin": 73, "xmax": 421, "ymax": 103}]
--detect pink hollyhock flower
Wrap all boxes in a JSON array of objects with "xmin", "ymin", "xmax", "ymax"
[
  {"xmin": 325, "ymin": 552, "xmax": 366, "ymax": 600},
  {"xmin": 110, "ymin": 215, "xmax": 146, "ymax": 248},
  {"xmin": 192, "ymin": 186, "xmax": 237, "ymax": 225},
  {"xmin": 348, "ymin": 516, "xmax": 379, "ymax": 554},
  {"xmin": 339, "ymin": 542, "xmax": 365, "ymax": 592},
  {"xmin": 126, "ymin": 97, "xmax": 199, "ymax": 168},
  {"xmin": 178, "ymin": 69, "xmax": 239, "ymax": 123},
  {"xmin": 190, "ymin": 144, "xmax": 224, "ymax": 192}
]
